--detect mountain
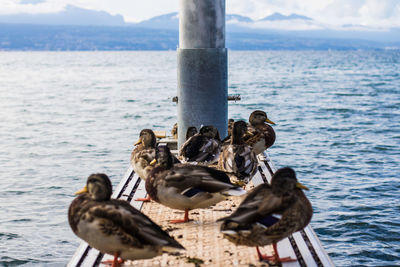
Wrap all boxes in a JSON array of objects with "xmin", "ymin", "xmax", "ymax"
[
  {"xmin": 0, "ymin": 5, "xmax": 125, "ymax": 26},
  {"xmin": 1, "ymin": 23, "xmax": 398, "ymax": 51},
  {"xmin": 134, "ymin": 12, "xmax": 178, "ymax": 30},
  {"xmin": 260, "ymin": 12, "xmax": 312, "ymax": 21},
  {"xmin": 226, "ymin": 14, "xmax": 253, "ymax": 23},
  {"xmin": 0, "ymin": 8, "xmax": 399, "ymax": 50}
]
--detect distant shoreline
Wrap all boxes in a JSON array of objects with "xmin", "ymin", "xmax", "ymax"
[{"xmin": 1, "ymin": 24, "xmax": 399, "ymax": 51}]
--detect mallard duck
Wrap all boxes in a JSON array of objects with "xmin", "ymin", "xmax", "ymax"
[
  {"xmin": 146, "ymin": 146, "xmax": 246, "ymax": 223},
  {"xmin": 218, "ymin": 120, "xmax": 258, "ymax": 187},
  {"xmin": 179, "ymin": 125, "xmax": 221, "ymax": 164},
  {"xmin": 219, "ymin": 167, "xmax": 312, "ymax": 263},
  {"xmin": 244, "ymin": 110, "xmax": 276, "ymax": 154},
  {"xmin": 68, "ymin": 173, "xmax": 185, "ymax": 267},
  {"xmin": 130, "ymin": 129, "xmax": 158, "ymax": 202},
  {"xmin": 130, "ymin": 129, "xmax": 157, "ymax": 181}
]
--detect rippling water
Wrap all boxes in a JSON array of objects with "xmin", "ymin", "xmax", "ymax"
[{"xmin": 0, "ymin": 50, "xmax": 399, "ymax": 266}]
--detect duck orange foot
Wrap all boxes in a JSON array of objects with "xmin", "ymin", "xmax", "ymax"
[
  {"xmin": 102, "ymin": 252, "xmax": 124, "ymax": 267},
  {"xmin": 135, "ymin": 195, "xmax": 151, "ymax": 202},
  {"xmin": 170, "ymin": 210, "xmax": 191, "ymax": 224},
  {"xmin": 256, "ymin": 244, "xmax": 297, "ymax": 263}
]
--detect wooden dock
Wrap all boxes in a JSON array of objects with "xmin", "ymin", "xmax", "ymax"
[{"xmin": 68, "ymin": 138, "xmax": 334, "ymax": 267}]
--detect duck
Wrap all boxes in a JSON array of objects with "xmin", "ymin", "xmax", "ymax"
[
  {"xmin": 218, "ymin": 120, "xmax": 258, "ymax": 187},
  {"xmin": 185, "ymin": 126, "xmax": 198, "ymax": 140},
  {"xmin": 68, "ymin": 173, "xmax": 185, "ymax": 267},
  {"xmin": 146, "ymin": 145, "xmax": 246, "ymax": 223},
  {"xmin": 219, "ymin": 167, "xmax": 312, "ymax": 263},
  {"xmin": 244, "ymin": 110, "xmax": 276, "ymax": 155},
  {"xmin": 179, "ymin": 125, "xmax": 221, "ymax": 164},
  {"xmin": 130, "ymin": 129, "xmax": 157, "ymax": 181}
]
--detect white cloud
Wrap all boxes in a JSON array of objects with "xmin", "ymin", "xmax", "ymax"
[
  {"xmin": 20, "ymin": 0, "xmax": 46, "ymax": 4},
  {"xmin": 0, "ymin": 0, "xmax": 399, "ymax": 27},
  {"xmin": 250, "ymin": 19, "xmax": 325, "ymax": 31}
]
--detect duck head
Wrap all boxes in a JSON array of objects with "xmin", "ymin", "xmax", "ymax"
[
  {"xmin": 135, "ymin": 129, "xmax": 157, "ymax": 148},
  {"xmin": 271, "ymin": 167, "xmax": 308, "ymax": 196},
  {"xmin": 154, "ymin": 146, "xmax": 174, "ymax": 169},
  {"xmin": 231, "ymin": 120, "xmax": 248, "ymax": 144},
  {"xmin": 199, "ymin": 125, "xmax": 221, "ymax": 140},
  {"xmin": 249, "ymin": 110, "xmax": 275, "ymax": 126},
  {"xmin": 75, "ymin": 173, "xmax": 112, "ymax": 201},
  {"xmin": 185, "ymin": 126, "xmax": 198, "ymax": 140}
]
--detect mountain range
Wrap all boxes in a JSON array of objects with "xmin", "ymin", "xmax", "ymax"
[{"xmin": 0, "ymin": 5, "xmax": 399, "ymax": 51}]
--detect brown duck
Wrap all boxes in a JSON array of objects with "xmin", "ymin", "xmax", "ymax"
[
  {"xmin": 68, "ymin": 173, "xmax": 184, "ymax": 267},
  {"xmin": 130, "ymin": 129, "xmax": 157, "ymax": 181},
  {"xmin": 218, "ymin": 120, "xmax": 258, "ymax": 186},
  {"xmin": 219, "ymin": 167, "xmax": 312, "ymax": 263},
  {"xmin": 146, "ymin": 146, "xmax": 246, "ymax": 223},
  {"xmin": 245, "ymin": 110, "xmax": 276, "ymax": 154},
  {"xmin": 179, "ymin": 125, "xmax": 221, "ymax": 164}
]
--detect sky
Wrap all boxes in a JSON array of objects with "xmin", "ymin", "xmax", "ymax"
[{"xmin": 1, "ymin": 0, "xmax": 400, "ymax": 28}]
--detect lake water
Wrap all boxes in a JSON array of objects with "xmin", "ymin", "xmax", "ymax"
[{"xmin": 0, "ymin": 50, "xmax": 399, "ymax": 266}]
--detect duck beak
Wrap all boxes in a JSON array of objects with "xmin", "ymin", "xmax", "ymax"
[
  {"xmin": 150, "ymin": 159, "xmax": 157, "ymax": 166},
  {"xmin": 265, "ymin": 118, "xmax": 276, "ymax": 125},
  {"xmin": 75, "ymin": 185, "xmax": 88, "ymax": 195},
  {"xmin": 296, "ymin": 182, "xmax": 309, "ymax": 190},
  {"xmin": 134, "ymin": 138, "xmax": 142, "ymax": 146}
]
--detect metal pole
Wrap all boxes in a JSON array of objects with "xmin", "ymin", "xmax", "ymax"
[{"xmin": 177, "ymin": 0, "xmax": 227, "ymax": 148}]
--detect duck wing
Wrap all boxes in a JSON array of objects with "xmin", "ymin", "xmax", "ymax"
[
  {"xmin": 164, "ymin": 164, "xmax": 242, "ymax": 195},
  {"xmin": 86, "ymin": 199, "xmax": 184, "ymax": 249},
  {"xmin": 261, "ymin": 124, "xmax": 276, "ymax": 148},
  {"xmin": 131, "ymin": 148, "xmax": 156, "ymax": 179},
  {"xmin": 256, "ymin": 193, "xmax": 312, "ymax": 241},
  {"xmin": 179, "ymin": 135, "xmax": 220, "ymax": 162},
  {"xmin": 179, "ymin": 135, "xmax": 204, "ymax": 159},
  {"xmin": 219, "ymin": 184, "xmax": 277, "ymax": 226},
  {"xmin": 233, "ymin": 145, "xmax": 257, "ymax": 179}
]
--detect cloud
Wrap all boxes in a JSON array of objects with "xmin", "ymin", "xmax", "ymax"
[
  {"xmin": 0, "ymin": 0, "xmax": 399, "ymax": 27},
  {"xmin": 359, "ymin": 0, "xmax": 400, "ymax": 19},
  {"xmin": 19, "ymin": 0, "xmax": 46, "ymax": 4}
]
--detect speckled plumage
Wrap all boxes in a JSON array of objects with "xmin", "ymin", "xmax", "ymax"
[
  {"xmin": 244, "ymin": 110, "xmax": 276, "ymax": 154},
  {"xmin": 130, "ymin": 129, "xmax": 157, "ymax": 181},
  {"xmin": 218, "ymin": 120, "xmax": 258, "ymax": 186},
  {"xmin": 146, "ymin": 146, "xmax": 246, "ymax": 223},
  {"xmin": 68, "ymin": 174, "xmax": 184, "ymax": 265},
  {"xmin": 179, "ymin": 125, "xmax": 221, "ymax": 164},
  {"xmin": 219, "ymin": 167, "xmax": 312, "ymax": 261}
]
